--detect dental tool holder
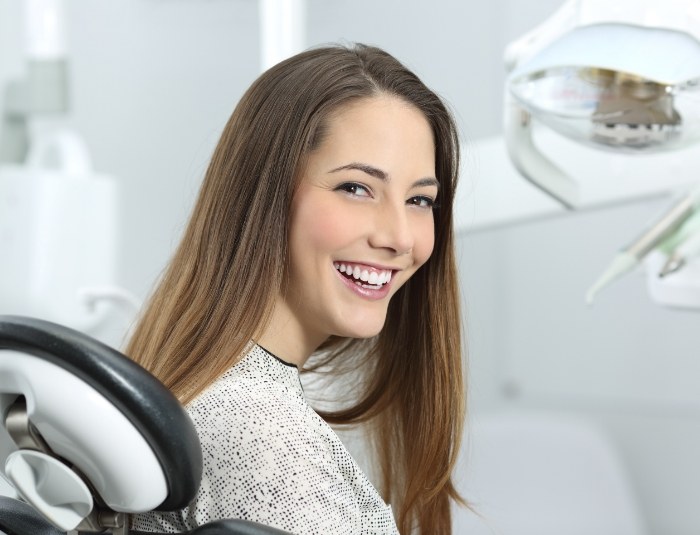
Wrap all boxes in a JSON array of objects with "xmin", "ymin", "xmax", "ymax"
[{"xmin": 645, "ymin": 250, "xmax": 700, "ymax": 308}]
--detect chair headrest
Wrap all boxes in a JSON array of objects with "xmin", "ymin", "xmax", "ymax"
[{"xmin": 0, "ymin": 315, "xmax": 203, "ymax": 512}]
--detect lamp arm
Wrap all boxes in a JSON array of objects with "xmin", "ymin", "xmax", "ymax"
[
  {"xmin": 0, "ymin": 96, "xmax": 29, "ymax": 164},
  {"xmin": 504, "ymin": 91, "xmax": 579, "ymax": 209}
]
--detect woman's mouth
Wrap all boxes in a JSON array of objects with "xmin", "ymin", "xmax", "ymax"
[{"xmin": 333, "ymin": 262, "xmax": 393, "ymax": 290}]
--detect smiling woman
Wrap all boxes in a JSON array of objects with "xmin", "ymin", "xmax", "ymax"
[
  {"xmin": 126, "ymin": 43, "xmax": 464, "ymax": 535},
  {"xmin": 264, "ymin": 96, "xmax": 438, "ymax": 353}
]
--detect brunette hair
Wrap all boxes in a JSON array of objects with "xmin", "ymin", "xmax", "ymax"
[{"xmin": 126, "ymin": 43, "xmax": 465, "ymax": 534}]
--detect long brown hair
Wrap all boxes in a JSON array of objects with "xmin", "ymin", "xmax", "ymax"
[{"xmin": 126, "ymin": 43, "xmax": 465, "ymax": 534}]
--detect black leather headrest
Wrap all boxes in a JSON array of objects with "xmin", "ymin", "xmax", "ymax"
[{"xmin": 0, "ymin": 315, "xmax": 203, "ymax": 511}]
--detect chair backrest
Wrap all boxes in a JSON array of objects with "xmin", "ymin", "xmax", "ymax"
[
  {"xmin": 453, "ymin": 410, "xmax": 648, "ymax": 535},
  {"xmin": 0, "ymin": 315, "xmax": 203, "ymax": 532}
]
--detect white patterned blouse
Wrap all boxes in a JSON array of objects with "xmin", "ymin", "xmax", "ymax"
[{"xmin": 131, "ymin": 344, "xmax": 399, "ymax": 535}]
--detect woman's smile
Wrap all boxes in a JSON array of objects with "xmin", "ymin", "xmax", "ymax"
[{"xmin": 333, "ymin": 261, "xmax": 396, "ymax": 299}]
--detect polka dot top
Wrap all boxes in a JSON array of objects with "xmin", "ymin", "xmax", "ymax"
[{"xmin": 131, "ymin": 344, "xmax": 399, "ymax": 534}]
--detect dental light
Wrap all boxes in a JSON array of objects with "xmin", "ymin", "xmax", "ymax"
[{"xmin": 504, "ymin": 0, "xmax": 700, "ymax": 209}]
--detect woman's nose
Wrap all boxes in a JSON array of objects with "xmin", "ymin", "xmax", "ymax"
[{"xmin": 368, "ymin": 204, "xmax": 414, "ymax": 255}]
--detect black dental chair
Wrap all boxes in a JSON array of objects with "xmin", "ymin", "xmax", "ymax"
[{"xmin": 0, "ymin": 315, "xmax": 290, "ymax": 535}]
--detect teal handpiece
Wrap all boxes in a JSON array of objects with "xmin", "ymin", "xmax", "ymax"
[
  {"xmin": 658, "ymin": 220, "xmax": 700, "ymax": 277},
  {"xmin": 586, "ymin": 187, "xmax": 700, "ymax": 304}
]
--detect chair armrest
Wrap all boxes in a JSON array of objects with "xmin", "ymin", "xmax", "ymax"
[{"xmin": 188, "ymin": 520, "xmax": 292, "ymax": 535}]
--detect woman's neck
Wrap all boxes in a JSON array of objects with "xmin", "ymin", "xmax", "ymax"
[{"xmin": 256, "ymin": 297, "xmax": 326, "ymax": 367}]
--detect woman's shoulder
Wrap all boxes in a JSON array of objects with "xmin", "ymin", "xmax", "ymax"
[
  {"xmin": 187, "ymin": 344, "xmax": 305, "ymax": 416},
  {"xmin": 183, "ymin": 346, "xmax": 341, "ymax": 460},
  {"xmin": 141, "ymin": 348, "xmax": 399, "ymax": 534},
  {"xmin": 186, "ymin": 368, "xmax": 308, "ymax": 433}
]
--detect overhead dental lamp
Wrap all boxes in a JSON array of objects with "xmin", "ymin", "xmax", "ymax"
[{"xmin": 504, "ymin": 0, "xmax": 700, "ymax": 209}]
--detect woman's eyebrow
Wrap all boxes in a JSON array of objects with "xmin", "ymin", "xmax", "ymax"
[
  {"xmin": 329, "ymin": 162, "xmax": 439, "ymax": 189},
  {"xmin": 329, "ymin": 162, "xmax": 387, "ymax": 180},
  {"xmin": 413, "ymin": 177, "xmax": 440, "ymax": 190}
]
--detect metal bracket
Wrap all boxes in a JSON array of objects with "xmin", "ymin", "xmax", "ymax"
[
  {"xmin": 75, "ymin": 509, "xmax": 128, "ymax": 534},
  {"xmin": 5, "ymin": 396, "xmax": 51, "ymax": 452}
]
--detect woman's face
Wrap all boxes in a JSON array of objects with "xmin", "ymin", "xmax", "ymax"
[{"xmin": 272, "ymin": 95, "xmax": 437, "ymax": 356}]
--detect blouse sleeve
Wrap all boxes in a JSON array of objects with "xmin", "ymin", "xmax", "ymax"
[{"xmin": 174, "ymin": 377, "xmax": 363, "ymax": 534}]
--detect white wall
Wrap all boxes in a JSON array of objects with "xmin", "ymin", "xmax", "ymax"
[
  {"xmin": 1, "ymin": 1, "xmax": 699, "ymax": 533},
  {"xmin": 65, "ymin": 0, "xmax": 262, "ymax": 300},
  {"xmin": 459, "ymin": 201, "xmax": 700, "ymax": 534}
]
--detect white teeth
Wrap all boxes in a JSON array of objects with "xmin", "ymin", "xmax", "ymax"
[{"xmin": 334, "ymin": 263, "xmax": 393, "ymax": 286}]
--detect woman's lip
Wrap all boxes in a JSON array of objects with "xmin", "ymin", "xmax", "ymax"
[{"xmin": 334, "ymin": 265, "xmax": 393, "ymax": 300}]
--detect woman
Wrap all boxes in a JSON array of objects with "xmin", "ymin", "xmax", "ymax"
[{"xmin": 129, "ymin": 43, "xmax": 465, "ymax": 534}]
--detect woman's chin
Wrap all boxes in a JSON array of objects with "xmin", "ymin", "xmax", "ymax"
[{"xmin": 335, "ymin": 318, "xmax": 386, "ymax": 340}]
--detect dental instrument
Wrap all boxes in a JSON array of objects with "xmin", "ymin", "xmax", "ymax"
[
  {"xmin": 658, "ymin": 228, "xmax": 700, "ymax": 278},
  {"xmin": 586, "ymin": 185, "xmax": 700, "ymax": 304}
]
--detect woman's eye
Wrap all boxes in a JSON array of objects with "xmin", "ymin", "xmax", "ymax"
[
  {"xmin": 408, "ymin": 195, "xmax": 437, "ymax": 209},
  {"xmin": 336, "ymin": 182, "xmax": 371, "ymax": 197}
]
